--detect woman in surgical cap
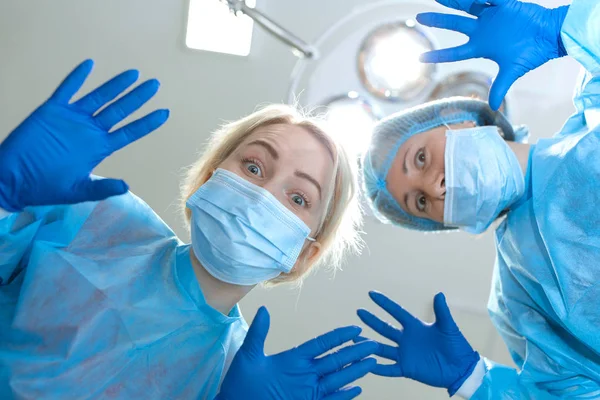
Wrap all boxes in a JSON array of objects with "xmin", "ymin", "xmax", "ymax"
[
  {"xmin": 357, "ymin": 0, "xmax": 600, "ymax": 398},
  {"xmin": 0, "ymin": 60, "xmax": 377, "ymax": 399}
]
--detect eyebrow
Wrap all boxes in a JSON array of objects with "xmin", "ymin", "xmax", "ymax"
[
  {"xmin": 295, "ymin": 171, "xmax": 322, "ymax": 200},
  {"xmin": 402, "ymin": 146, "xmax": 411, "ymax": 212},
  {"xmin": 247, "ymin": 139, "xmax": 322, "ymax": 199},
  {"xmin": 402, "ymin": 145, "xmax": 410, "ymax": 175},
  {"xmin": 248, "ymin": 140, "xmax": 279, "ymax": 160}
]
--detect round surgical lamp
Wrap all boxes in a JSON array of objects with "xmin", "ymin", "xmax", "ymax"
[
  {"xmin": 429, "ymin": 71, "xmax": 509, "ymax": 116},
  {"xmin": 358, "ymin": 21, "xmax": 436, "ymax": 102},
  {"xmin": 316, "ymin": 92, "xmax": 381, "ymax": 157},
  {"xmin": 287, "ymin": 0, "xmax": 464, "ymax": 118}
]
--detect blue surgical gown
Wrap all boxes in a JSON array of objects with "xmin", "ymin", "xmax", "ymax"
[
  {"xmin": 470, "ymin": 0, "xmax": 600, "ymax": 398},
  {"xmin": 0, "ymin": 192, "xmax": 248, "ymax": 399}
]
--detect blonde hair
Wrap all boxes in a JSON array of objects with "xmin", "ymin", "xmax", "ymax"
[{"xmin": 181, "ymin": 104, "xmax": 363, "ymax": 285}]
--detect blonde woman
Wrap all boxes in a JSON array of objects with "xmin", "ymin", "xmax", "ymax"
[{"xmin": 0, "ymin": 60, "xmax": 376, "ymax": 400}]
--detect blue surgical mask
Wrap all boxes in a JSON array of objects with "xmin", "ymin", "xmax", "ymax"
[
  {"xmin": 444, "ymin": 126, "xmax": 525, "ymax": 234},
  {"xmin": 186, "ymin": 168, "xmax": 315, "ymax": 286}
]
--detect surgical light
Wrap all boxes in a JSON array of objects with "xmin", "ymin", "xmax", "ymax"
[
  {"xmin": 319, "ymin": 94, "xmax": 380, "ymax": 157},
  {"xmin": 358, "ymin": 21, "xmax": 435, "ymax": 102}
]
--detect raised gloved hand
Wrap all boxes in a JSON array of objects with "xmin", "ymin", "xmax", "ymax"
[
  {"xmin": 417, "ymin": 0, "xmax": 569, "ymax": 110},
  {"xmin": 355, "ymin": 291, "xmax": 479, "ymax": 396},
  {"xmin": 216, "ymin": 306, "xmax": 378, "ymax": 400},
  {"xmin": 0, "ymin": 59, "xmax": 169, "ymax": 212}
]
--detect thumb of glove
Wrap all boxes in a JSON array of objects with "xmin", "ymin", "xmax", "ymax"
[
  {"xmin": 489, "ymin": 66, "xmax": 520, "ymax": 111},
  {"xmin": 73, "ymin": 178, "xmax": 129, "ymax": 204},
  {"xmin": 433, "ymin": 293, "xmax": 459, "ymax": 333},
  {"xmin": 241, "ymin": 306, "xmax": 270, "ymax": 356}
]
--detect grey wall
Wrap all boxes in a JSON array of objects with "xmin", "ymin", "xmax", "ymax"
[{"xmin": 0, "ymin": 0, "xmax": 578, "ymax": 398}]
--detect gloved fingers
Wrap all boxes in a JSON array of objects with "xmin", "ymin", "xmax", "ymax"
[
  {"xmin": 370, "ymin": 363, "xmax": 404, "ymax": 377},
  {"xmin": 434, "ymin": 0, "xmax": 490, "ymax": 16},
  {"xmin": 319, "ymin": 358, "xmax": 376, "ymax": 395},
  {"xmin": 419, "ymin": 44, "xmax": 475, "ymax": 64},
  {"xmin": 241, "ymin": 306, "xmax": 270, "ymax": 355},
  {"xmin": 322, "ymin": 386, "xmax": 362, "ymax": 400},
  {"xmin": 50, "ymin": 59, "xmax": 94, "ymax": 104},
  {"xmin": 94, "ymin": 79, "xmax": 161, "ymax": 131},
  {"xmin": 488, "ymin": 67, "xmax": 517, "ymax": 111},
  {"xmin": 108, "ymin": 109, "xmax": 170, "ymax": 153},
  {"xmin": 434, "ymin": 0, "xmax": 481, "ymax": 11},
  {"xmin": 416, "ymin": 13, "xmax": 477, "ymax": 36},
  {"xmin": 353, "ymin": 337, "xmax": 398, "ymax": 360},
  {"xmin": 74, "ymin": 69, "xmax": 140, "ymax": 115},
  {"xmin": 368, "ymin": 291, "xmax": 418, "ymax": 328},
  {"xmin": 433, "ymin": 293, "xmax": 459, "ymax": 332},
  {"xmin": 71, "ymin": 178, "xmax": 129, "ymax": 203},
  {"xmin": 356, "ymin": 309, "xmax": 402, "ymax": 343},
  {"xmin": 352, "ymin": 335, "xmax": 369, "ymax": 344},
  {"xmin": 314, "ymin": 340, "xmax": 378, "ymax": 376},
  {"xmin": 296, "ymin": 325, "xmax": 362, "ymax": 359}
]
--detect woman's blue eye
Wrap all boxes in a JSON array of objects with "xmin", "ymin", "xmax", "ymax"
[
  {"xmin": 292, "ymin": 194, "xmax": 305, "ymax": 207},
  {"xmin": 245, "ymin": 162, "xmax": 262, "ymax": 177}
]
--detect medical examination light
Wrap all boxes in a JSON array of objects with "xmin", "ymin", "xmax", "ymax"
[
  {"xmin": 319, "ymin": 93, "xmax": 381, "ymax": 156},
  {"xmin": 358, "ymin": 21, "xmax": 436, "ymax": 102}
]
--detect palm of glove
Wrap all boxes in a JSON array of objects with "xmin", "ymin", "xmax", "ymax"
[
  {"xmin": 0, "ymin": 60, "xmax": 169, "ymax": 211},
  {"xmin": 217, "ymin": 307, "xmax": 377, "ymax": 400},
  {"xmin": 469, "ymin": 1, "xmax": 562, "ymax": 69},
  {"xmin": 1, "ymin": 101, "xmax": 112, "ymax": 209},
  {"xmin": 389, "ymin": 312, "xmax": 476, "ymax": 387},
  {"xmin": 221, "ymin": 344, "xmax": 322, "ymax": 398},
  {"xmin": 417, "ymin": 0, "xmax": 569, "ymax": 110},
  {"xmin": 356, "ymin": 292, "xmax": 479, "ymax": 394}
]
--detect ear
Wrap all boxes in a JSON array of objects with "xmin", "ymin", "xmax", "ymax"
[
  {"xmin": 305, "ymin": 240, "xmax": 322, "ymax": 264},
  {"xmin": 294, "ymin": 240, "xmax": 322, "ymax": 271}
]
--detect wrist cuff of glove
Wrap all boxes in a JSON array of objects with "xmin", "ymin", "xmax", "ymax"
[
  {"xmin": 447, "ymin": 351, "xmax": 480, "ymax": 397},
  {"xmin": 557, "ymin": 36, "xmax": 567, "ymax": 58},
  {"xmin": 554, "ymin": 5, "xmax": 570, "ymax": 58}
]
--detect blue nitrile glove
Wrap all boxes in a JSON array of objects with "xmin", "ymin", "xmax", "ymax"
[
  {"xmin": 417, "ymin": 0, "xmax": 569, "ymax": 110},
  {"xmin": 355, "ymin": 291, "xmax": 479, "ymax": 397},
  {"xmin": 216, "ymin": 306, "xmax": 378, "ymax": 400},
  {"xmin": 0, "ymin": 59, "xmax": 170, "ymax": 211}
]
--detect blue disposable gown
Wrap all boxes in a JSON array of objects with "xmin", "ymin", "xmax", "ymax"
[
  {"xmin": 0, "ymin": 192, "xmax": 248, "ymax": 399},
  {"xmin": 471, "ymin": 0, "xmax": 600, "ymax": 398}
]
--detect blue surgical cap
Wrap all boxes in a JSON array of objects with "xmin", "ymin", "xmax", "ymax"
[{"xmin": 361, "ymin": 97, "xmax": 526, "ymax": 231}]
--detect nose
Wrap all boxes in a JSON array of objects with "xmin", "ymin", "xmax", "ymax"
[
  {"xmin": 261, "ymin": 179, "xmax": 286, "ymax": 204},
  {"xmin": 426, "ymin": 173, "xmax": 445, "ymax": 199}
]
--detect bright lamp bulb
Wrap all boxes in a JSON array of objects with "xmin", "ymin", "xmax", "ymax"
[
  {"xmin": 369, "ymin": 34, "xmax": 428, "ymax": 88},
  {"xmin": 323, "ymin": 96, "xmax": 379, "ymax": 156},
  {"xmin": 358, "ymin": 22, "xmax": 435, "ymax": 101}
]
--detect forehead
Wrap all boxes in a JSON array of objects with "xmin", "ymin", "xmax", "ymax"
[
  {"xmin": 240, "ymin": 123, "xmax": 336, "ymax": 182},
  {"xmin": 243, "ymin": 123, "xmax": 334, "ymax": 158}
]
